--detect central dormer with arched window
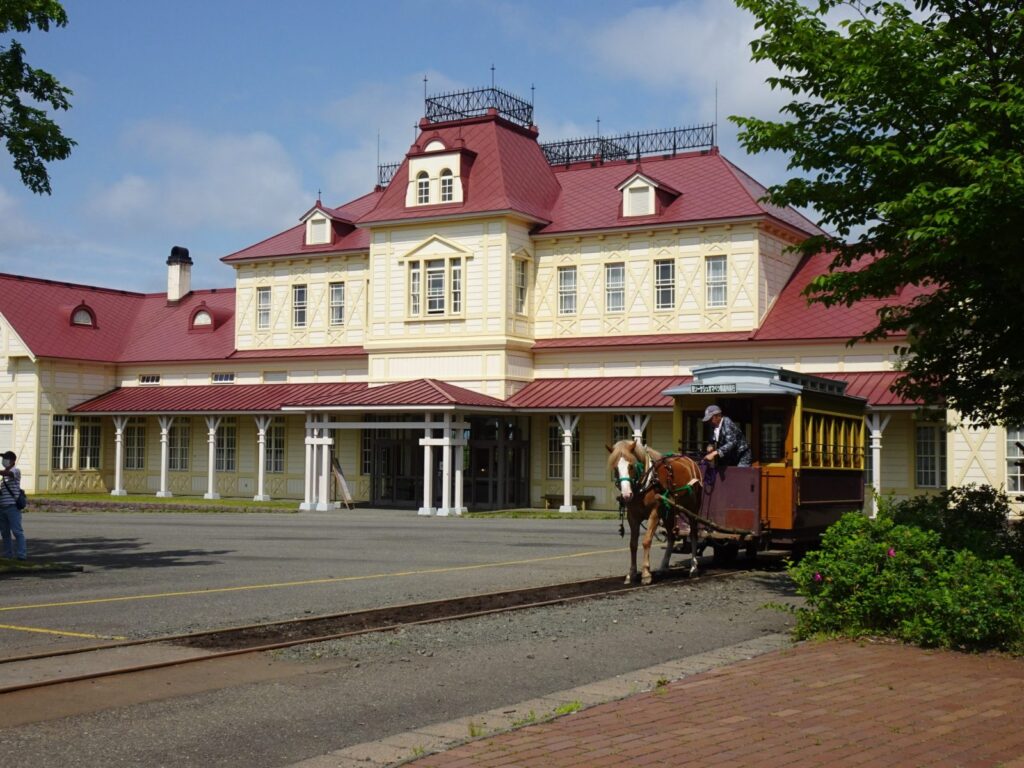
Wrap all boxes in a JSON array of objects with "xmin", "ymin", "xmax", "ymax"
[{"xmin": 404, "ymin": 137, "xmax": 467, "ymax": 207}]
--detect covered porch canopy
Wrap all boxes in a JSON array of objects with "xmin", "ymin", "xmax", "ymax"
[{"xmin": 70, "ymin": 370, "xmax": 913, "ymax": 512}]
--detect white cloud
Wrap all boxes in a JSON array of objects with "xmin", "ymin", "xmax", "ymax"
[
  {"xmin": 583, "ymin": 1, "xmax": 786, "ymax": 126},
  {"xmin": 88, "ymin": 121, "xmax": 308, "ymax": 234}
]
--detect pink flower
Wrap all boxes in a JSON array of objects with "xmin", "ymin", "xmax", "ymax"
[
  {"xmin": 813, "ymin": 572, "xmax": 823, "ymax": 582},
  {"xmin": 887, "ymin": 548, "xmax": 896, "ymax": 558}
]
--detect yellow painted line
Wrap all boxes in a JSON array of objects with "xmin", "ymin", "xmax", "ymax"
[
  {"xmin": 0, "ymin": 548, "xmax": 623, "ymax": 613},
  {"xmin": 0, "ymin": 623, "xmax": 126, "ymax": 640}
]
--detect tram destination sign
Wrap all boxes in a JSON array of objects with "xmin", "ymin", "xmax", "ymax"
[{"xmin": 690, "ymin": 383, "xmax": 737, "ymax": 394}]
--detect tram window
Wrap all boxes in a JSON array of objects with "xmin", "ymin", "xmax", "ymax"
[{"xmin": 760, "ymin": 409, "xmax": 786, "ymax": 462}]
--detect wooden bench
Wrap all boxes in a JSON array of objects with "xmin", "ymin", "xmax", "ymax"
[{"xmin": 542, "ymin": 493, "xmax": 596, "ymax": 511}]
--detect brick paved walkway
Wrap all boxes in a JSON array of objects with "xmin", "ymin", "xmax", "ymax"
[{"xmin": 407, "ymin": 640, "xmax": 1024, "ymax": 768}]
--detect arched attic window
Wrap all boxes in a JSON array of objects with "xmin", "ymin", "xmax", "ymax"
[
  {"xmin": 416, "ymin": 171, "xmax": 430, "ymax": 204},
  {"xmin": 440, "ymin": 168, "xmax": 454, "ymax": 202},
  {"xmin": 70, "ymin": 303, "xmax": 96, "ymax": 328},
  {"xmin": 189, "ymin": 303, "xmax": 214, "ymax": 332}
]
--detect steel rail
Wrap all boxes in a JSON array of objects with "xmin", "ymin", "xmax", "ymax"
[{"xmin": 0, "ymin": 568, "xmax": 737, "ymax": 696}]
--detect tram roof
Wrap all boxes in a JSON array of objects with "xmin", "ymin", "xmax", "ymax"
[{"xmin": 661, "ymin": 364, "xmax": 866, "ymax": 402}]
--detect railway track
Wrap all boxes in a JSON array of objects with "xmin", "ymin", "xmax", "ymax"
[{"xmin": 0, "ymin": 563, "xmax": 755, "ymax": 696}]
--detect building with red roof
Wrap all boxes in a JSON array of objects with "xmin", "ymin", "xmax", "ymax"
[{"xmin": 1, "ymin": 86, "xmax": 1009, "ymax": 516}]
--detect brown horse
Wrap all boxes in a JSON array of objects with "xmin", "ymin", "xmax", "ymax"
[{"xmin": 607, "ymin": 439, "xmax": 704, "ymax": 585}]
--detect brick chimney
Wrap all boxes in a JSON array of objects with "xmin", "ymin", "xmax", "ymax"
[{"xmin": 167, "ymin": 245, "xmax": 192, "ymax": 303}]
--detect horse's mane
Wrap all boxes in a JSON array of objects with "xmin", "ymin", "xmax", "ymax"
[{"xmin": 607, "ymin": 439, "xmax": 663, "ymax": 472}]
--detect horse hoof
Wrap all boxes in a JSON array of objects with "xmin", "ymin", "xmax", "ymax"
[{"xmin": 641, "ymin": 573, "xmax": 652, "ymax": 586}]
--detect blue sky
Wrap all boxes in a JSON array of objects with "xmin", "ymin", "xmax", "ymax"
[{"xmin": 0, "ymin": 0, "xmax": 792, "ymax": 293}]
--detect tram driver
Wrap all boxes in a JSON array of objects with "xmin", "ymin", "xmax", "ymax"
[{"xmin": 702, "ymin": 405, "xmax": 752, "ymax": 468}]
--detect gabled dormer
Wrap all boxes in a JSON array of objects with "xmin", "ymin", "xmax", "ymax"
[
  {"xmin": 299, "ymin": 203, "xmax": 354, "ymax": 246},
  {"xmin": 617, "ymin": 170, "xmax": 681, "ymax": 218},
  {"xmin": 404, "ymin": 132, "xmax": 475, "ymax": 208}
]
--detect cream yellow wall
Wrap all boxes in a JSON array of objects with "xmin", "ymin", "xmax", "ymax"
[
  {"xmin": 35, "ymin": 359, "xmax": 118, "ymax": 494},
  {"xmin": 366, "ymin": 218, "xmax": 525, "ymax": 351},
  {"xmin": 116, "ymin": 358, "xmax": 368, "ymax": 388},
  {"xmin": 233, "ymin": 253, "xmax": 370, "ymax": 351},
  {"xmin": 532, "ymin": 340, "xmax": 901, "ymax": 380},
  {"xmin": 532, "ymin": 223, "xmax": 762, "ymax": 339}
]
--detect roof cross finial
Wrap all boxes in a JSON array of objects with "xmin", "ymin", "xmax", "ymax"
[
  {"xmin": 317, "ymin": 188, "xmax": 321, "ymax": 204},
  {"xmin": 596, "ymin": 116, "xmax": 600, "ymax": 138},
  {"xmin": 490, "ymin": 63, "xmax": 495, "ymax": 89}
]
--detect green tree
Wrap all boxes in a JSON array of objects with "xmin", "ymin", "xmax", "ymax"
[
  {"xmin": 1, "ymin": 0, "xmax": 74, "ymax": 194},
  {"xmin": 733, "ymin": 0, "xmax": 1024, "ymax": 427}
]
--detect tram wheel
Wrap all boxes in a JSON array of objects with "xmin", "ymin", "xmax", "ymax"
[{"xmin": 712, "ymin": 542, "xmax": 739, "ymax": 565}]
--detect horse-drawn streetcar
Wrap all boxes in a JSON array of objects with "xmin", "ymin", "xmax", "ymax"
[
  {"xmin": 667, "ymin": 363, "xmax": 868, "ymax": 559},
  {"xmin": 610, "ymin": 363, "xmax": 868, "ymax": 584}
]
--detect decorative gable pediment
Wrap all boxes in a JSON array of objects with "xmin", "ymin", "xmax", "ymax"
[{"xmin": 402, "ymin": 235, "xmax": 473, "ymax": 261}]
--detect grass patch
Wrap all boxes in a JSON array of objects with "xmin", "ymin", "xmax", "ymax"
[
  {"xmin": 27, "ymin": 494, "xmax": 299, "ymax": 514},
  {"xmin": 0, "ymin": 556, "xmax": 83, "ymax": 575},
  {"xmin": 466, "ymin": 508, "xmax": 617, "ymax": 520}
]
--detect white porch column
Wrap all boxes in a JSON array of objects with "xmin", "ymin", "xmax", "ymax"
[
  {"xmin": 419, "ymin": 413, "xmax": 435, "ymax": 516},
  {"xmin": 253, "ymin": 416, "xmax": 272, "ymax": 501},
  {"xmin": 111, "ymin": 415, "xmax": 129, "ymax": 496},
  {"xmin": 204, "ymin": 416, "xmax": 222, "ymax": 499},
  {"xmin": 301, "ymin": 415, "xmax": 315, "ymax": 511},
  {"xmin": 627, "ymin": 414, "xmax": 650, "ymax": 445},
  {"xmin": 317, "ymin": 418, "xmax": 332, "ymax": 512},
  {"xmin": 866, "ymin": 412, "xmax": 891, "ymax": 518},
  {"xmin": 453, "ymin": 413, "xmax": 466, "ymax": 515},
  {"xmin": 557, "ymin": 414, "xmax": 580, "ymax": 513},
  {"xmin": 437, "ymin": 412, "xmax": 453, "ymax": 516},
  {"xmin": 157, "ymin": 416, "xmax": 174, "ymax": 498}
]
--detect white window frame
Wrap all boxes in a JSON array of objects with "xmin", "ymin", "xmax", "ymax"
[
  {"xmin": 292, "ymin": 284, "xmax": 308, "ymax": 328},
  {"xmin": 1006, "ymin": 427, "xmax": 1023, "ymax": 494},
  {"xmin": 139, "ymin": 374, "xmax": 161, "ymax": 385},
  {"xmin": 416, "ymin": 171, "xmax": 430, "ymax": 204},
  {"xmin": 212, "ymin": 372, "xmax": 235, "ymax": 384},
  {"xmin": 329, "ymin": 282, "xmax": 345, "ymax": 327},
  {"xmin": 605, "ymin": 262, "xmax": 625, "ymax": 313},
  {"xmin": 440, "ymin": 169, "xmax": 454, "ymax": 202},
  {"xmin": 915, "ymin": 424, "xmax": 947, "ymax": 488},
  {"xmin": 407, "ymin": 257, "xmax": 463, "ymax": 319},
  {"xmin": 51, "ymin": 415, "xmax": 75, "ymax": 470},
  {"xmin": 558, "ymin": 266, "xmax": 577, "ymax": 316},
  {"xmin": 256, "ymin": 286, "xmax": 271, "ymax": 331},
  {"xmin": 78, "ymin": 416, "xmax": 102, "ymax": 470},
  {"xmin": 308, "ymin": 216, "xmax": 329, "ymax": 245},
  {"xmin": 124, "ymin": 417, "xmax": 146, "ymax": 471},
  {"xmin": 265, "ymin": 417, "xmax": 285, "ymax": 474},
  {"xmin": 706, "ymin": 255, "xmax": 727, "ymax": 309},
  {"xmin": 168, "ymin": 421, "xmax": 190, "ymax": 472},
  {"xmin": 655, "ymin": 259, "xmax": 675, "ymax": 311},
  {"xmin": 215, "ymin": 417, "xmax": 237, "ymax": 472},
  {"xmin": 515, "ymin": 259, "xmax": 528, "ymax": 315}
]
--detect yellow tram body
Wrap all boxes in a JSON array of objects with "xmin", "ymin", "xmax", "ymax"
[{"xmin": 666, "ymin": 364, "xmax": 868, "ymax": 553}]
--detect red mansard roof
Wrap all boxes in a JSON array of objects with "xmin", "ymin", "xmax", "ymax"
[
  {"xmin": 507, "ymin": 376, "xmax": 690, "ymax": 410},
  {"xmin": 357, "ymin": 115, "xmax": 562, "ymax": 227},
  {"xmin": 70, "ymin": 370, "xmax": 913, "ymax": 415},
  {"xmin": 536, "ymin": 150, "xmax": 823, "ymax": 237},
  {"xmin": 753, "ymin": 251, "xmax": 933, "ymax": 342},
  {"xmin": 69, "ymin": 382, "xmax": 371, "ymax": 414},
  {"xmin": 221, "ymin": 190, "xmax": 382, "ymax": 263},
  {"xmin": 0, "ymin": 275, "xmax": 236, "ymax": 363}
]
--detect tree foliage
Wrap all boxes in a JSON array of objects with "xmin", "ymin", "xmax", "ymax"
[
  {"xmin": 1, "ymin": 0, "xmax": 75, "ymax": 194},
  {"xmin": 733, "ymin": 0, "xmax": 1024, "ymax": 427}
]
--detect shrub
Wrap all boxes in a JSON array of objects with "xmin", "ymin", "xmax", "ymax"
[
  {"xmin": 789, "ymin": 512, "xmax": 1024, "ymax": 652},
  {"xmin": 885, "ymin": 485, "xmax": 1024, "ymax": 567}
]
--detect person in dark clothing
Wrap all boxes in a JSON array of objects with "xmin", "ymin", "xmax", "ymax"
[
  {"xmin": 0, "ymin": 450, "xmax": 26, "ymax": 560},
  {"xmin": 702, "ymin": 405, "xmax": 752, "ymax": 467}
]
